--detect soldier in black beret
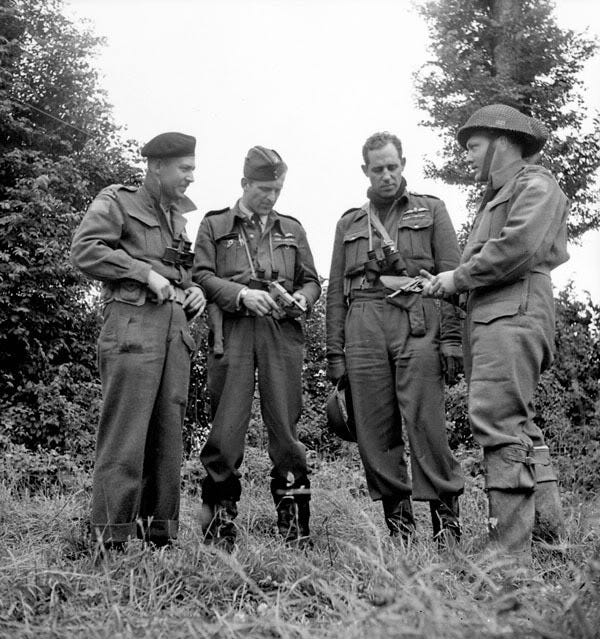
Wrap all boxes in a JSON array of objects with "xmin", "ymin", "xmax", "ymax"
[
  {"xmin": 193, "ymin": 145, "xmax": 320, "ymax": 550},
  {"xmin": 71, "ymin": 132, "xmax": 205, "ymax": 551}
]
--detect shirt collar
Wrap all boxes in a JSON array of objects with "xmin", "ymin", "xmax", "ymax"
[{"xmin": 141, "ymin": 175, "xmax": 196, "ymax": 215}]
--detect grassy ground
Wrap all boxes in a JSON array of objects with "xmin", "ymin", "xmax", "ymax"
[{"xmin": 0, "ymin": 445, "xmax": 599, "ymax": 639}]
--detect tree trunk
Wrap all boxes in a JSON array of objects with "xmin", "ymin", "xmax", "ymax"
[{"xmin": 490, "ymin": 0, "xmax": 520, "ymax": 80}]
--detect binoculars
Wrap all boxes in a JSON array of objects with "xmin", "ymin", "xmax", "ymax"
[
  {"xmin": 364, "ymin": 244, "xmax": 407, "ymax": 283},
  {"xmin": 162, "ymin": 238, "xmax": 194, "ymax": 268}
]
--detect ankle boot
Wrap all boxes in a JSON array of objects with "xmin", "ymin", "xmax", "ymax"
[
  {"xmin": 201, "ymin": 499, "xmax": 237, "ymax": 552},
  {"xmin": 382, "ymin": 496, "xmax": 416, "ymax": 542},
  {"xmin": 430, "ymin": 495, "xmax": 461, "ymax": 549}
]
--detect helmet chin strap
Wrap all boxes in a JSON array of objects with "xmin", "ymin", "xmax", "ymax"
[{"xmin": 479, "ymin": 136, "xmax": 498, "ymax": 183}]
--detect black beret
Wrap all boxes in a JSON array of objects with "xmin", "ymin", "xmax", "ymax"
[
  {"xmin": 141, "ymin": 132, "xmax": 196, "ymax": 158},
  {"xmin": 243, "ymin": 145, "xmax": 287, "ymax": 181}
]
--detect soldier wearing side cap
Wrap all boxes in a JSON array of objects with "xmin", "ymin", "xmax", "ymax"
[
  {"xmin": 193, "ymin": 146, "xmax": 321, "ymax": 549},
  {"xmin": 71, "ymin": 132, "xmax": 206, "ymax": 549},
  {"xmin": 422, "ymin": 104, "xmax": 569, "ymax": 559},
  {"xmin": 326, "ymin": 132, "xmax": 464, "ymax": 547}
]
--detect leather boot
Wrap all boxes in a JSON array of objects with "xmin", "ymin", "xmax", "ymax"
[
  {"xmin": 487, "ymin": 489, "xmax": 534, "ymax": 561},
  {"xmin": 201, "ymin": 499, "xmax": 237, "ymax": 552},
  {"xmin": 382, "ymin": 496, "xmax": 416, "ymax": 543},
  {"xmin": 430, "ymin": 495, "xmax": 461, "ymax": 549},
  {"xmin": 272, "ymin": 477, "xmax": 311, "ymax": 546},
  {"xmin": 276, "ymin": 495, "xmax": 311, "ymax": 545},
  {"xmin": 532, "ymin": 445, "xmax": 565, "ymax": 543}
]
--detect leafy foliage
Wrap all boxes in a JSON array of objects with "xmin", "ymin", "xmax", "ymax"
[
  {"xmin": 0, "ymin": 0, "xmax": 142, "ymax": 451},
  {"xmin": 415, "ymin": 0, "xmax": 600, "ymax": 238}
]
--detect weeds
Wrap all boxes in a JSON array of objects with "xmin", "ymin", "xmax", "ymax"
[{"xmin": 0, "ymin": 449, "xmax": 599, "ymax": 638}]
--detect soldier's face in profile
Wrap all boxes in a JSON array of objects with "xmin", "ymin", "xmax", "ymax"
[
  {"xmin": 157, "ymin": 156, "xmax": 195, "ymax": 201},
  {"xmin": 241, "ymin": 175, "xmax": 286, "ymax": 216},
  {"xmin": 362, "ymin": 143, "xmax": 406, "ymax": 199},
  {"xmin": 465, "ymin": 134, "xmax": 492, "ymax": 182}
]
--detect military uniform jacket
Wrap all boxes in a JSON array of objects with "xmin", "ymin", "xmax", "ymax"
[
  {"xmin": 193, "ymin": 201, "xmax": 321, "ymax": 313},
  {"xmin": 453, "ymin": 160, "xmax": 569, "ymax": 322},
  {"xmin": 71, "ymin": 177, "xmax": 197, "ymax": 303},
  {"xmin": 327, "ymin": 188, "xmax": 462, "ymax": 365}
]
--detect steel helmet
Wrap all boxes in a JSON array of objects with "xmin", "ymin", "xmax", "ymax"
[
  {"xmin": 457, "ymin": 104, "xmax": 548, "ymax": 156},
  {"xmin": 326, "ymin": 378, "xmax": 357, "ymax": 442}
]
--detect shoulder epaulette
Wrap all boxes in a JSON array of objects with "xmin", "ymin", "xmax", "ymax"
[
  {"xmin": 205, "ymin": 207, "xmax": 230, "ymax": 217},
  {"xmin": 409, "ymin": 192, "xmax": 440, "ymax": 200},
  {"xmin": 97, "ymin": 184, "xmax": 137, "ymax": 199},
  {"xmin": 276, "ymin": 211, "xmax": 302, "ymax": 225},
  {"xmin": 341, "ymin": 207, "xmax": 361, "ymax": 218}
]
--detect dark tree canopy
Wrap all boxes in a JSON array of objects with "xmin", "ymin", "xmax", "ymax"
[
  {"xmin": 0, "ymin": 0, "xmax": 142, "ymax": 450},
  {"xmin": 415, "ymin": 0, "xmax": 600, "ymax": 239}
]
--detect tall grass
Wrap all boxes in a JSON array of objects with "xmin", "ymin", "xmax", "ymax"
[{"xmin": 0, "ymin": 446, "xmax": 599, "ymax": 639}]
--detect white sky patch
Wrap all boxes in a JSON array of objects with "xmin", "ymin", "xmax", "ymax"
[{"xmin": 67, "ymin": 0, "xmax": 600, "ymax": 300}]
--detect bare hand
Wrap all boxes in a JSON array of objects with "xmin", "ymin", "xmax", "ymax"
[
  {"xmin": 419, "ymin": 269, "xmax": 436, "ymax": 297},
  {"xmin": 183, "ymin": 286, "xmax": 206, "ymax": 317},
  {"xmin": 147, "ymin": 270, "xmax": 174, "ymax": 303},
  {"xmin": 292, "ymin": 292, "xmax": 307, "ymax": 311},
  {"xmin": 241, "ymin": 289, "xmax": 280, "ymax": 316},
  {"xmin": 419, "ymin": 269, "xmax": 457, "ymax": 298}
]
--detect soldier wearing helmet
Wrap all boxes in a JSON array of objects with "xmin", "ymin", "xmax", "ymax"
[{"xmin": 422, "ymin": 104, "xmax": 569, "ymax": 559}]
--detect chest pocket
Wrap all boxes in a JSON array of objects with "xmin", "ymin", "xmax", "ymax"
[
  {"xmin": 272, "ymin": 234, "xmax": 299, "ymax": 277},
  {"xmin": 128, "ymin": 208, "xmax": 164, "ymax": 257},
  {"xmin": 215, "ymin": 232, "xmax": 246, "ymax": 277},
  {"xmin": 398, "ymin": 210, "xmax": 433, "ymax": 259},
  {"xmin": 485, "ymin": 195, "xmax": 511, "ymax": 239},
  {"xmin": 342, "ymin": 229, "xmax": 370, "ymax": 273}
]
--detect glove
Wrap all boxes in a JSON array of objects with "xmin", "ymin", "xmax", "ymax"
[
  {"xmin": 327, "ymin": 355, "xmax": 346, "ymax": 383},
  {"xmin": 440, "ymin": 342, "xmax": 463, "ymax": 386},
  {"xmin": 441, "ymin": 353, "xmax": 463, "ymax": 386}
]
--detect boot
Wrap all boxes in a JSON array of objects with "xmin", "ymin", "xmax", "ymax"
[
  {"xmin": 201, "ymin": 499, "xmax": 237, "ymax": 552},
  {"xmin": 532, "ymin": 445, "xmax": 565, "ymax": 543},
  {"xmin": 430, "ymin": 495, "xmax": 461, "ymax": 550},
  {"xmin": 271, "ymin": 476, "xmax": 311, "ymax": 546},
  {"xmin": 276, "ymin": 495, "xmax": 311, "ymax": 546},
  {"xmin": 382, "ymin": 496, "xmax": 416, "ymax": 543},
  {"xmin": 487, "ymin": 489, "xmax": 534, "ymax": 561}
]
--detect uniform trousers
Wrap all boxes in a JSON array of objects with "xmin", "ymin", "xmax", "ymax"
[
  {"xmin": 201, "ymin": 315, "xmax": 309, "ymax": 504},
  {"xmin": 344, "ymin": 296, "xmax": 464, "ymax": 501},
  {"xmin": 463, "ymin": 274, "xmax": 555, "ymax": 490},
  {"xmin": 92, "ymin": 300, "xmax": 195, "ymax": 543}
]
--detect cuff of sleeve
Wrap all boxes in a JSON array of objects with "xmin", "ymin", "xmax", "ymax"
[
  {"xmin": 440, "ymin": 342, "xmax": 463, "ymax": 358},
  {"xmin": 453, "ymin": 266, "xmax": 472, "ymax": 293},
  {"xmin": 128, "ymin": 260, "xmax": 153, "ymax": 284},
  {"xmin": 235, "ymin": 286, "xmax": 249, "ymax": 310}
]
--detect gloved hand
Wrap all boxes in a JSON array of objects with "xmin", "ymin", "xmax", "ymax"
[
  {"xmin": 440, "ymin": 342, "xmax": 463, "ymax": 386},
  {"xmin": 327, "ymin": 355, "xmax": 346, "ymax": 383},
  {"xmin": 441, "ymin": 353, "xmax": 463, "ymax": 386}
]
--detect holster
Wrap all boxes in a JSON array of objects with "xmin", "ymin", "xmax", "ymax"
[
  {"xmin": 207, "ymin": 303, "xmax": 224, "ymax": 356},
  {"xmin": 384, "ymin": 291, "xmax": 426, "ymax": 337}
]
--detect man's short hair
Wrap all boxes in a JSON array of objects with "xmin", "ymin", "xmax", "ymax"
[{"xmin": 362, "ymin": 132, "xmax": 403, "ymax": 165}]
